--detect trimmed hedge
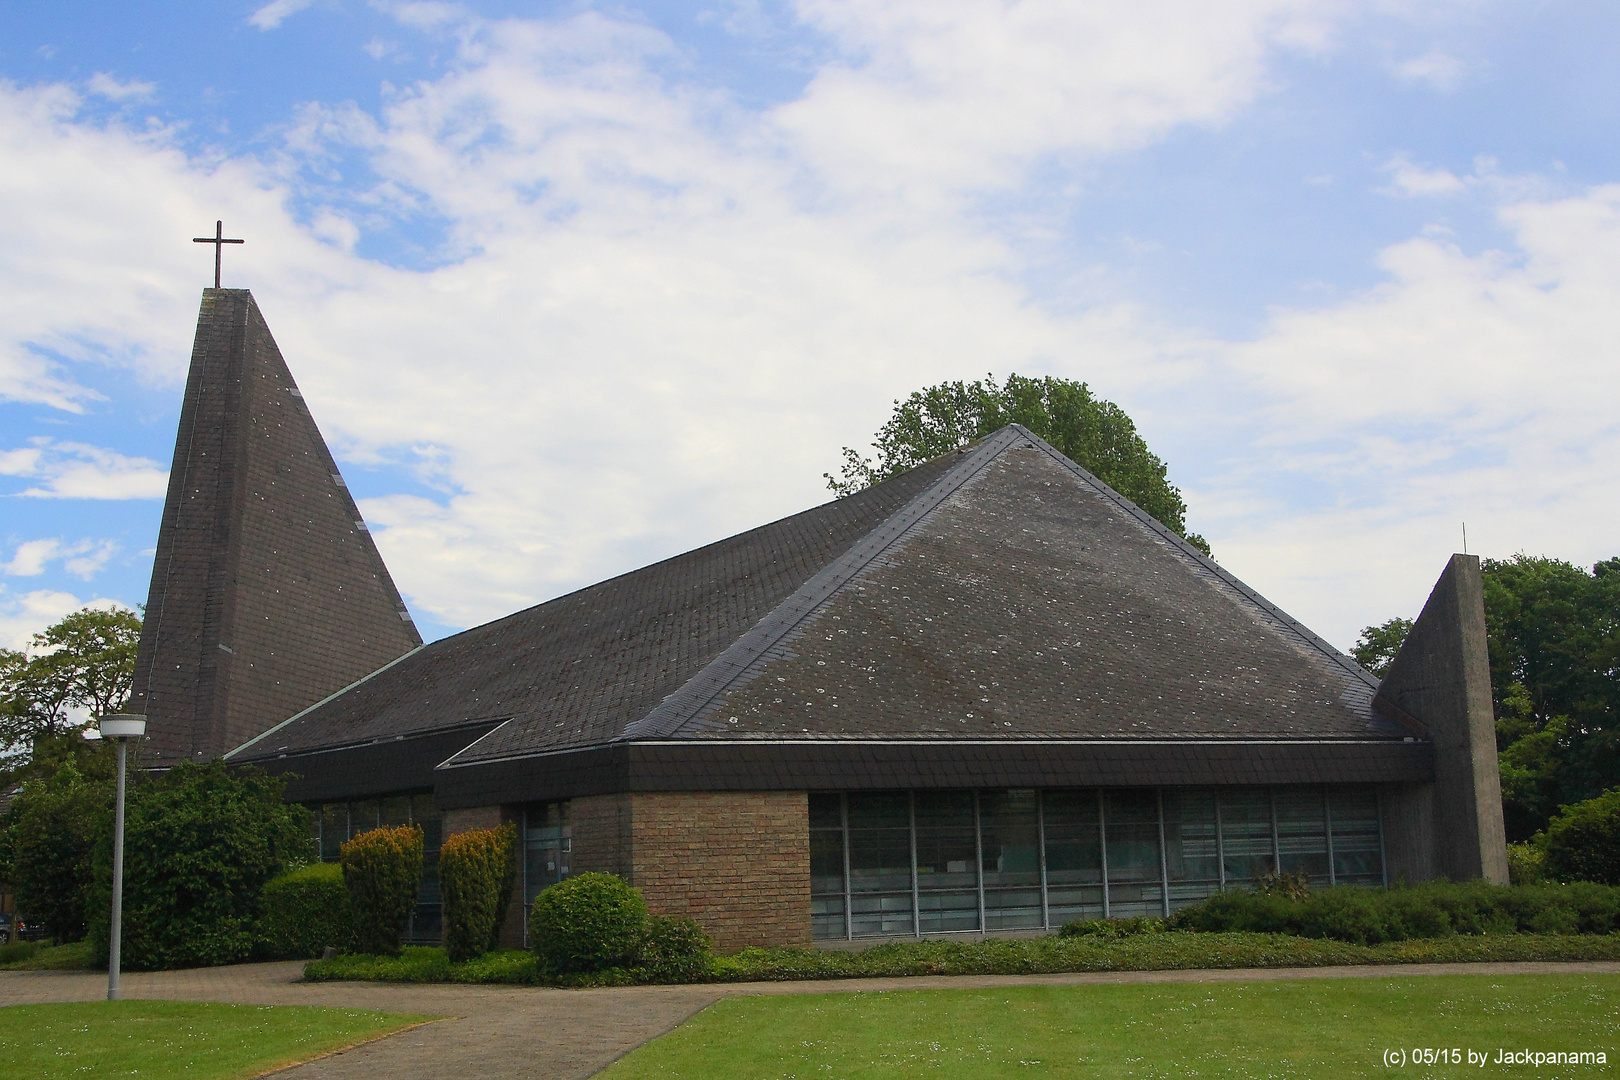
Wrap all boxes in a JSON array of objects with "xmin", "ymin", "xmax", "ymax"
[
  {"xmin": 1544, "ymin": 789, "xmax": 1620, "ymax": 886},
  {"xmin": 303, "ymin": 932, "xmax": 1620, "ymax": 987},
  {"xmin": 341, "ymin": 825, "xmax": 424, "ymax": 957},
  {"xmin": 1167, "ymin": 880, "xmax": 1620, "ymax": 944},
  {"xmin": 440, "ymin": 822, "xmax": 517, "ymax": 963},
  {"xmin": 528, "ymin": 872, "xmax": 648, "ymax": 974},
  {"xmin": 256, "ymin": 862, "xmax": 352, "ymax": 960}
]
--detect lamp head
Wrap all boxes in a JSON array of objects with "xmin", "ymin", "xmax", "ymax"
[{"xmin": 99, "ymin": 714, "xmax": 147, "ymax": 740}]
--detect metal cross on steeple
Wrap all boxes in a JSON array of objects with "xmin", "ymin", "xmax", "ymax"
[{"xmin": 192, "ymin": 221, "xmax": 244, "ymax": 289}]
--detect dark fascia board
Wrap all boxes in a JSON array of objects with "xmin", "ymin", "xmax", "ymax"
[
  {"xmin": 431, "ymin": 738, "xmax": 1434, "ymax": 809},
  {"xmin": 248, "ymin": 720, "xmax": 504, "ymax": 803}
]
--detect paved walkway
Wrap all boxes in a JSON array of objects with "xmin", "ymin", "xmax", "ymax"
[{"xmin": 4, "ymin": 960, "xmax": 1617, "ymax": 1079}]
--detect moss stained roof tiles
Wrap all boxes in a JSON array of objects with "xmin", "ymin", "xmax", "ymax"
[{"xmin": 233, "ymin": 425, "xmax": 1402, "ymax": 772}]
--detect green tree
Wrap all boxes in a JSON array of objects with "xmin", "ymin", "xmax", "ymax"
[
  {"xmin": 1352, "ymin": 554, "xmax": 1620, "ymax": 841},
  {"xmin": 1, "ymin": 606, "xmax": 141, "ymax": 773},
  {"xmin": 87, "ymin": 760, "xmax": 311, "ymax": 970},
  {"xmin": 1351, "ymin": 617, "xmax": 1414, "ymax": 677},
  {"xmin": 3, "ymin": 759, "xmax": 111, "ymax": 942},
  {"xmin": 827, "ymin": 373, "xmax": 1209, "ymax": 554}
]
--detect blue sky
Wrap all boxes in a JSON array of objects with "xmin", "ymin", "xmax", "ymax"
[{"xmin": 1, "ymin": 0, "xmax": 1617, "ymax": 651}]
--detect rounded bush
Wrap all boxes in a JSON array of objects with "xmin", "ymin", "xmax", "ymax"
[
  {"xmin": 636, "ymin": 914, "xmax": 712, "ymax": 982},
  {"xmin": 1543, "ymin": 789, "xmax": 1620, "ymax": 885},
  {"xmin": 528, "ymin": 872, "xmax": 648, "ymax": 974},
  {"xmin": 257, "ymin": 862, "xmax": 351, "ymax": 960},
  {"xmin": 440, "ymin": 822, "xmax": 517, "ymax": 963},
  {"xmin": 341, "ymin": 824, "xmax": 424, "ymax": 957}
]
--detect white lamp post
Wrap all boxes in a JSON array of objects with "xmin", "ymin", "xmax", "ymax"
[{"xmin": 98, "ymin": 714, "xmax": 146, "ymax": 1001}]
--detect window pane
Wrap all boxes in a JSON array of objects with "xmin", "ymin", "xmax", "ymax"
[
  {"xmin": 914, "ymin": 792, "xmax": 978, "ymax": 933},
  {"xmin": 381, "ymin": 795, "xmax": 412, "ymax": 829},
  {"xmin": 1275, "ymin": 788, "xmax": 1330, "ymax": 884},
  {"xmin": 1329, "ymin": 788, "xmax": 1383, "ymax": 884},
  {"xmin": 981, "ymin": 790, "xmax": 1041, "ymax": 929},
  {"xmin": 810, "ymin": 829, "xmax": 846, "ymax": 897},
  {"xmin": 1220, "ymin": 788, "xmax": 1273, "ymax": 886},
  {"xmin": 412, "ymin": 794, "xmax": 443, "ymax": 852},
  {"xmin": 809, "ymin": 793, "xmax": 842, "ymax": 830},
  {"xmin": 847, "ymin": 793, "xmax": 912, "ymax": 936},
  {"xmin": 1104, "ymin": 790, "xmax": 1163, "ymax": 918},
  {"xmin": 320, "ymin": 804, "xmax": 346, "ymax": 861},
  {"xmin": 1043, "ymin": 790, "xmax": 1103, "ymax": 923},
  {"xmin": 351, "ymin": 800, "xmax": 380, "ymax": 835},
  {"xmin": 1162, "ymin": 789, "xmax": 1220, "ymax": 911}
]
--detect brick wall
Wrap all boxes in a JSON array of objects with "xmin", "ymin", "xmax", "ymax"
[{"xmin": 628, "ymin": 791, "xmax": 810, "ymax": 951}]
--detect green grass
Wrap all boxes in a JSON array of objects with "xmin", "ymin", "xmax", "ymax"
[
  {"xmin": 0, "ymin": 940, "xmax": 95, "ymax": 971},
  {"xmin": 302, "ymin": 933, "xmax": 1620, "ymax": 986},
  {"xmin": 599, "ymin": 974, "xmax": 1619, "ymax": 1079},
  {"xmin": 0, "ymin": 1001, "xmax": 435, "ymax": 1080}
]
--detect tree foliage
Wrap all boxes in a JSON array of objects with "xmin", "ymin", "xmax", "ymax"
[
  {"xmin": 1352, "ymin": 554, "xmax": 1620, "ymax": 841},
  {"xmin": 1351, "ymin": 617, "xmax": 1415, "ymax": 678},
  {"xmin": 0, "ymin": 606, "xmax": 141, "ymax": 772},
  {"xmin": 87, "ymin": 760, "xmax": 311, "ymax": 970},
  {"xmin": 2, "ymin": 759, "xmax": 111, "ymax": 942},
  {"xmin": 826, "ymin": 373, "xmax": 1209, "ymax": 554},
  {"xmin": 1542, "ymin": 789, "xmax": 1620, "ymax": 886}
]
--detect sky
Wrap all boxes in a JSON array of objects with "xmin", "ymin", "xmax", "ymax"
[{"xmin": 0, "ymin": 0, "xmax": 1616, "ymax": 654}]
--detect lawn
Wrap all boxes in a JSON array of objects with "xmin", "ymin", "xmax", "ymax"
[
  {"xmin": 0, "ymin": 1000, "xmax": 436, "ymax": 1080},
  {"xmin": 599, "ymin": 974, "xmax": 1618, "ymax": 1079}
]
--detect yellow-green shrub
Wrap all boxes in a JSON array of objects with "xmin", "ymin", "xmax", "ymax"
[
  {"xmin": 440, "ymin": 822, "xmax": 517, "ymax": 963},
  {"xmin": 340, "ymin": 825, "xmax": 423, "ymax": 957}
]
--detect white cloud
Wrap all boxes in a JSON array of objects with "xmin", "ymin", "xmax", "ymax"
[
  {"xmin": 248, "ymin": 0, "xmax": 315, "ymax": 31},
  {"xmin": 0, "ymin": 538, "xmax": 118, "ymax": 579},
  {"xmin": 0, "ymin": 587, "xmax": 129, "ymax": 650},
  {"xmin": 1391, "ymin": 50, "xmax": 1466, "ymax": 92},
  {"xmin": 0, "ymin": 3, "xmax": 1614, "ymax": 660},
  {"xmin": 0, "ymin": 439, "xmax": 168, "ymax": 499},
  {"xmin": 86, "ymin": 72, "xmax": 156, "ymax": 101},
  {"xmin": 1380, "ymin": 153, "xmax": 1467, "ymax": 197}
]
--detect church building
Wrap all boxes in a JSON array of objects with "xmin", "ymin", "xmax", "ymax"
[{"xmin": 133, "ymin": 288, "xmax": 1510, "ymax": 952}]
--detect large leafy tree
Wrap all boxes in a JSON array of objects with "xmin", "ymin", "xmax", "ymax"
[
  {"xmin": 0, "ymin": 606, "xmax": 141, "ymax": 774},
  {"xmin": 827, "ymin": 373, "xmax": 1209, "ymax": 554},
  {"xmin": 1, "ymin": 760, "xmax": 111, "ymax": 942},
  {"xmin": 1351, "ymin": 555, "xmax": 1620, "ymax": 841}
]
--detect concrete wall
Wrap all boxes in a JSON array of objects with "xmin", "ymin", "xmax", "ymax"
[{"xmin": 1376, "ymin": 555, "xmax": 1509, "ymax": 884}]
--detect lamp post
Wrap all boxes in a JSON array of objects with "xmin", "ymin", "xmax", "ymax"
[{"xmin": 98, "ymin": 714, "xmax": 146, "ymax": 1001}]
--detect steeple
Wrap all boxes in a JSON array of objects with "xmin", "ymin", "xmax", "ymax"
[{"xmin": 130, "ymin": 289, "xmax": 423, "ymax": 765}]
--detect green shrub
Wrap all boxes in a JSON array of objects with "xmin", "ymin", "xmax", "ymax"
[
  {"xmin": 439, "ymin": 822, "xmax": 517, "ymax": 962},
  {"xmin": 1059, "ymin": 916, "xmax": 1165, "ymax": 939},
  {"xmin": 341, "ymin": 825, "xmax": 424, "ymax": 957},
  {"xmin": 86, "ymin": 761, "xmax": 311, "ymax": 971},
  {"xmin": 1167, "ymin": 880, "xmax": 1620, "ymax": 944},
  {"xmin": 256, "ymin": 862, "xmax": 351, "ymax": 960},
  {"xmin": 5, "ymin": 762, "xmax": 109, "ymax": 943},
  {"xmin": 635, "ymin": 914, "xmax": 711, "ymax": 982},
  {"xmin": 528, "ymin": 872, "xmax": 648, "ymax": 974},
  {"xmin": 1543, "ymin": 789, "xmax": 1620, "ymax": 885},
  {"xmin": 1506, "ymin": 841, "xmax": 1547, "ymax": 885},
  {"xmin": 0, "ymin": 941, "xmax": 42, "ymax": 965}
]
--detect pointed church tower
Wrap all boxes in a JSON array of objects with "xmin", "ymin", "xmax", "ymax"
[{"xmin": 130, "ymin": 289, "xmax": 423, "ymax": 765}]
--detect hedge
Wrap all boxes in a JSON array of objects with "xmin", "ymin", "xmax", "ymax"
[
  {"xmin": 256, "ymin": 862, "xmax": 352, "ymax": 960},
  {"xmin": 341, "ymin": 825, "xmax": 424, "ymax": 957},
  {"xmin": 439, "ymin": 822, "xmax": 517, "ymax": 963},
  {"xmin": 1166, "ymin": 880, "xmax": 1620, "ymax": 944},
  {"xmin": 528, "ymin": 872, "xmax": 648, "ymax": 974}
]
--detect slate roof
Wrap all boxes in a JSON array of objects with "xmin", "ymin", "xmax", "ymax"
[
  {"xmin": 132, "ymin": 290, "xmax": 423, "ymax": 765},
  {"xmin": 232, "ymin": 424, "xmax": 1403, "ymax": 774}
]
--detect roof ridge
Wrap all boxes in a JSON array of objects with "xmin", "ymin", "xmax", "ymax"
[
  {"xmin": 617, "ymin": 425, "xmax": 1033, "ymax": 742},
  {"xmin": 1011, "ymin": 425, "xmax": 1378, "ymax": 691}
]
